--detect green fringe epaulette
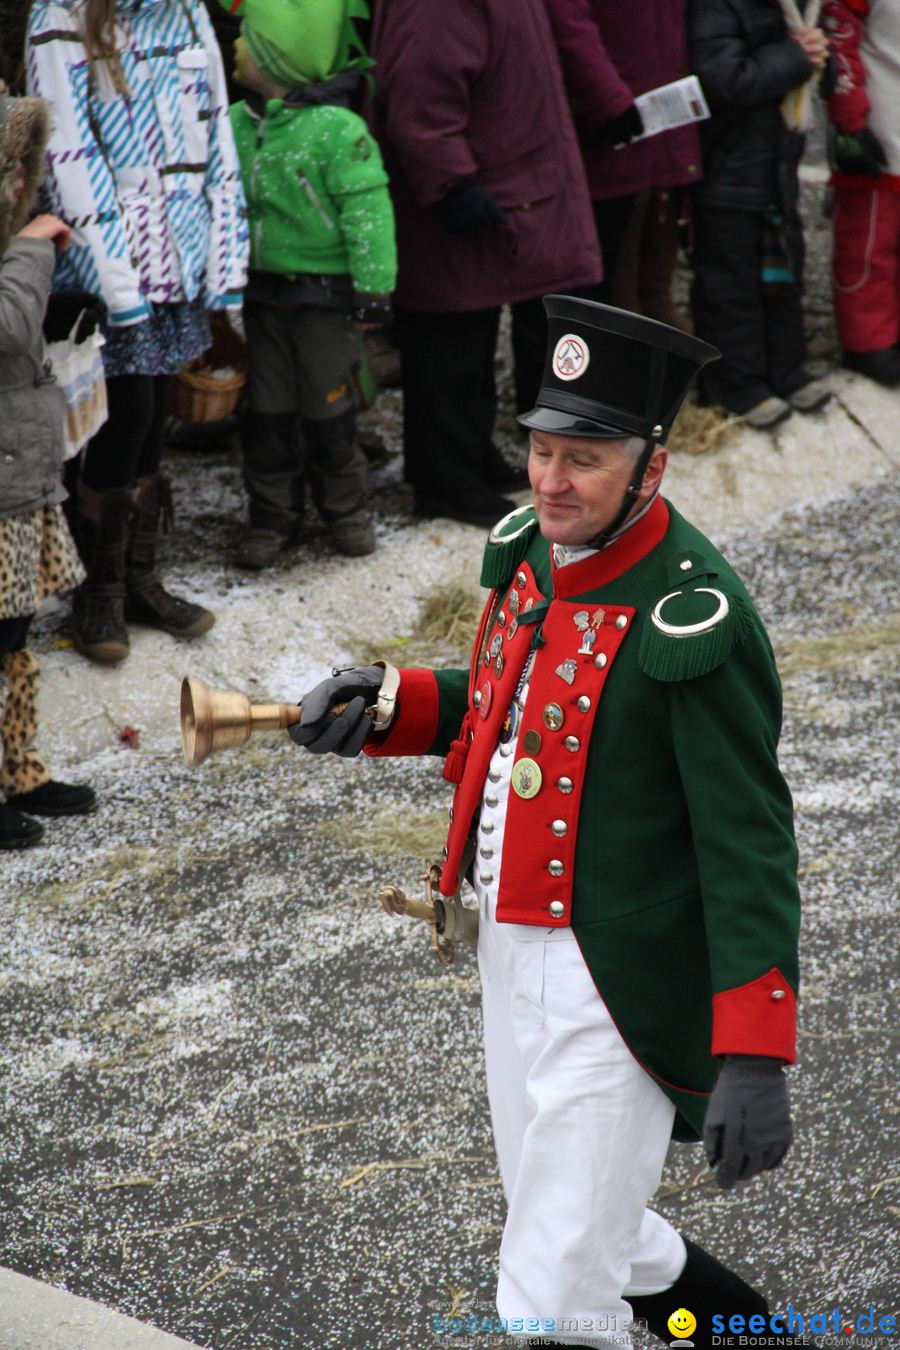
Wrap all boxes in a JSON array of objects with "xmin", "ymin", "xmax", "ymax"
[
  {"xmin": 639, "ymin": 584, "xmax": 755, "ymax": 682},
  {"xmin": 480, "ymin": 506, "xmax": 539, "ymax": 591}
]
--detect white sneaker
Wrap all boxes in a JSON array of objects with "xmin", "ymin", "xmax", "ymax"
[
  {"xmin": 788, "ymin": 380, "xmax": 831, "ymax": 413},
  {"xmin": 743, "ymin": 396, "xmax": 792, "ymax": 429}
]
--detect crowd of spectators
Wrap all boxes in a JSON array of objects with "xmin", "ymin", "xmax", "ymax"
[{"xmin": 0, "ymin": 0, "xmax": 897, "ymax": 849}]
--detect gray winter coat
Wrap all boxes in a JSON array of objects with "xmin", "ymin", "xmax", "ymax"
[
  {"xmin": 0, "ymin": 236, "xmax": 67, "ymax": 518},
  {"xmin": 0, "ymin": 90, "xmax": 67, "ymax": 519}
]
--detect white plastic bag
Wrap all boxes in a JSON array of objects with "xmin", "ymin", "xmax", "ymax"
[{"xmin": 45, "ymin": 317, "xmax": 108, "ymax": 460}]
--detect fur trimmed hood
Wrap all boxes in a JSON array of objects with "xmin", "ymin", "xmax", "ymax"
[{"xmin": 0, "ymin": 91, "xmax": 51, "ymax": 253}]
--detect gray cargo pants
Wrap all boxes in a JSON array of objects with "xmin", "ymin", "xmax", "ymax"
[{"xmin": 241, "ymin": 294, "xmax": 368, "ymax": 532}]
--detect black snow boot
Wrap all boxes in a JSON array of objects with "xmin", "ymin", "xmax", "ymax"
[{"xmin": 628, "ymin": 1238, "xmax": 819, "ymax": 1347}]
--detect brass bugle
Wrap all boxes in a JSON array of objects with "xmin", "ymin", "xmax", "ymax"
[{"xmin": 180, "ymin": 675, "xmax": 303, "ymax": 767}]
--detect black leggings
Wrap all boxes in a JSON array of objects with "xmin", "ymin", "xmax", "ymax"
[
  {"xmin": 81, "ymin": 374, "xmax": 173, "ymax": 490},
  {"xmin": 0, "ymin": 614, "xmax": 32, "ymax": 658}
]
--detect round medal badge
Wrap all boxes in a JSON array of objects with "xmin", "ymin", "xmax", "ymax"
[
  {"xmin": 552, "ymin": 334, "xmax": 591, "ymax": 382},
  {"xmin": 512, "ymin": 757, "xmax": 542, "ymax": 799}
]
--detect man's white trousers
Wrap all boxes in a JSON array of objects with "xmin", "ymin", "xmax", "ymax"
[{"xmin": 477, "ymin": 912, "xmax": 687, "ymax": 1348}]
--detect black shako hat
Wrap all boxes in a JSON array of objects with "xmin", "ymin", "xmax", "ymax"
[{"xmin": 518, "ymin": 295, "xmax": 720, "ymax": 442}]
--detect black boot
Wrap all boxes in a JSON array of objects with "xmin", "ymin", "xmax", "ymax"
[
  {"xmin": 6, "ymin": 780, "xmax": 96, "ymax": 816},
  {"xmin": 484, "ymin": 441, "xmax": 529, "ymax": 488},
  {"xmin": 124, "ymin": 474, "xmax": 215, "ymax": 637},
  {"xmin": 628, "ymin": 1239, "xmax": 819, "ymax": 1347},
  {"xmin": 0, "ymin": 802, "xmax": 44, "ymax": 849},
  {"xmin": 842, "ymin": 346, "xmax": 900, "ymax": 387},
  {"xmin": 71, "ymin": 484, "xmax": 132, "ymax": 664}
]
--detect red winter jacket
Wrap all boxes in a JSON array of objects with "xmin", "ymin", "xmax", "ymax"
[{"xmin": 823, "ymin": 0, "xmax": 900, "ymax": 188}]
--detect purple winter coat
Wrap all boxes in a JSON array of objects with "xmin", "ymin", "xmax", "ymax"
[
  {"xmin": 368, "ymin": 0, "xmax": 602, "ymax": 313},
  {"xmin": 543, "ymin": 0, "xmax": 703, "ymax": 202}
]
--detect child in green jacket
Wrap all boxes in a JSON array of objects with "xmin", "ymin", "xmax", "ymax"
[{"xmin": 228, "ymin": 0, "xmax": 396, "ymax": 565}]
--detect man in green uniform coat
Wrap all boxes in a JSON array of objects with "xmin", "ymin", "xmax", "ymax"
[{"xmin": 290, "ymin": 298, "xmax": 810, "ymax": 1348}]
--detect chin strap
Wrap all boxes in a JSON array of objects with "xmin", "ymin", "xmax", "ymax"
[{"xmin": 586, "ymin": 432, "xmax": 660, "ymax": 549}]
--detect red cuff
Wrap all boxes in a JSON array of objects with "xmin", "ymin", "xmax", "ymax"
[
  {"xmin": 711, "ymin": 966, "xmax": 797, "ymax": 1063},
  {"xmin": 363, "ymin": 668, "xmax": 439, "ymax": 758}
]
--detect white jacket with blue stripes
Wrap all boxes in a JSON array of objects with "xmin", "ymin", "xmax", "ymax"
[{"xmin": 26, "ymin": 0, "xmax": 248, "ymax": 326}]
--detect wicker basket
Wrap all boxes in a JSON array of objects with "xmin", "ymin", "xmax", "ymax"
[{"xmin": 171, "ymin": 315, "xmax": 247, "ymax": 424}]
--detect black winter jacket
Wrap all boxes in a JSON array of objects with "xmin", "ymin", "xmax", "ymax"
[{"xmin": 688, "ymin": 0, "xmax": 814, "ymax": 213}]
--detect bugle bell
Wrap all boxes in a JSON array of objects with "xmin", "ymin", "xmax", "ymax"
[{"xmin": 180, "ymin": 675, "xmax": 301, "ymax": 767}]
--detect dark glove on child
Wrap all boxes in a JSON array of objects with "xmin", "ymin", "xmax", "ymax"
[
  {"xmin": 43, "ymin": 289, "xmax": 107, "ymax": 343},
  {"xmin": 598, "ymin": 103, "xmax": 644, "ymax": 146},
  {"xmin": 289, "ymin": 665, "xmax": 385, "ymax": 757},
  {"xmin": 702, "ymin": 1056, "xmax": 793, "ymax": 1190},
  {"xmin": 439, "ymin": 177, "xmax": 509, "ymax": 233},
  {"xmin": 833, "ymin": 127, "xmax": 887, "ymax": 177}
]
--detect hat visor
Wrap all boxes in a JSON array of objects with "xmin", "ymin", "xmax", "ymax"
[{"xmin": 517, "ymin": 406, "xmax": 633, "ymax": 440}]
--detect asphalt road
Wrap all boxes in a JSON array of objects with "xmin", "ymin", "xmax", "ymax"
[{"xmin": 1, "ymin": 469, "xmax": 897, "ymax": 1350}]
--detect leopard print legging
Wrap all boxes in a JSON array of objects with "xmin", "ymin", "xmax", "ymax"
[{"xmin": 0, "ymin": 648, "xmax": 50, "ymax": 796}]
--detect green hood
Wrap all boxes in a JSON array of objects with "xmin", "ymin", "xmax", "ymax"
[{"xmin": 226, "ymin": 0, "xmax": 372, "ymax": 87}]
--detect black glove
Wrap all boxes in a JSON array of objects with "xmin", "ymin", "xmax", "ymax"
[
  {"xmin": 833, "ymin": 126, "xmax": 888, "ymax": 177},
  {"xmin": 43, "ymin": 289, "xmax": 107, "ymax": 344},
  {"xmin": 289, "ymin": 665, "xmax": 384, "ymax": 757},
  {"xmin": 598, "ymin": 103, "xmax": 644, "ymax": 147},
  {"xmin": 439, "ymin": 177, "xmax": 509, "ymax": 234},
  {"xmin": 702, "ymin": 1056, "xmax": 793, "ymax": 1190}
]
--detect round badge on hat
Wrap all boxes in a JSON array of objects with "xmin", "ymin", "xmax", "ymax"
[{"xmin": 552, "ymin": 334, "xmax": 591, "ymax": 383}]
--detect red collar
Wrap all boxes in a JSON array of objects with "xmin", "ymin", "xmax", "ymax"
[{"xmin": 549, "ymin": 495, "xmax": 669, "ymax": 599}]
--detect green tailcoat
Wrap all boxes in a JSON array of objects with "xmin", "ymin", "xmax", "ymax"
[{"xmin": 368, "ymin": 498, "xmax": 800, "ymax": 1140}]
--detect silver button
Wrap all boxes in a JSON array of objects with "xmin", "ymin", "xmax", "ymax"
[
  {"xmin": 488, "ymin": 768, "xmax": 501, "ymax": 782},
  {"xmin": 548, "ymin": 859, "xmax": 564, "ymax": 877},
  {"xmin": 3, "ymin": 454, "xmax": 12, "ymax": 464},
  {"xmin": 594, "ymin": 652, "xmax": 607, "ymax": 669},
  {"xmin": 448, "ymin": 807, "xmax": 454, "ymax": 821},
  {"xmin": 680, "ymin": 559, "xmax": 693, "ymax": 571},
  {"xmin": 442, "ymin": 845, "xmax": 449, "ymax": 860},
  {"xmin": 771, "ymin": 989, "xmax": 786, "ymax": 1001},
  {"xmin": 564, "ymin": 735, "xmax": 580, "ymax": 753},
  {"xmin": 479, "ymin": 845, "xmax": 494, "ymax": 859},
  {"xmin": 577, "ymin": 695, "xmax": 591, "ymax": 713},
  {"xmin": 498, "ymin": 610, "xmax": 506, "ymax": 628},
  {"xmin": 516, "ymin": 571, "xmax": 527, "ymax": 588},
  {"xmin": 556, "ymin": 777, "xmax": 574, "ymax": 794},
  {"xmin": 480, "ymin": 871, "xmax": 494, "ymax": 885},
  {"xmin": 485, "ymin": 793, "xmax": 498, "ymax": 808},
  {"xmin": 481, "ymin": 819, "xmax": 495, "ymax": 834},
  {"xmin": 549, "ymin": 900, "xmax": 566, "ymax": 919},
  {"xmin": 615, "ymin": 614, "xmax": 628, "ymax": 630},
  {"xmin": 551, "ymin": 819, "xmax": 568, "ymax": 837},
  {"xmin": 499, "ymin": 744, "xmax": 513, "ymax": 758},
  {"xmin": 473, "ymin": 690, "xmax": 482, "ymax": 707}
]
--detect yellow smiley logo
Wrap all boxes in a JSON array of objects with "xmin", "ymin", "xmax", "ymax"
[{"xmin": 667, "ymin": 1307, "xmax": 697, "ymax": 1339}]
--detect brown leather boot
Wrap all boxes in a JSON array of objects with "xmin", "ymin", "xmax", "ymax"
[
  {"xmin": 610, "ymin": 194, "xmax": 648, "ymax": 316},
  {"xmin": 71, "ymin": 484, "xmax": 131, "ymax": 663},
  {"xmin": 637, "ymin": 190, "xmax": 692, "ymax": 333},
  {"xmin": 124, "ymin": 474, "xmax": 215, "ymax": 637}
]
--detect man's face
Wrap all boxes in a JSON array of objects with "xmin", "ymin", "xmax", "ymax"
[{"xmin": 528, "ymin": 430, "xmax": 667, "ymax": 546}]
